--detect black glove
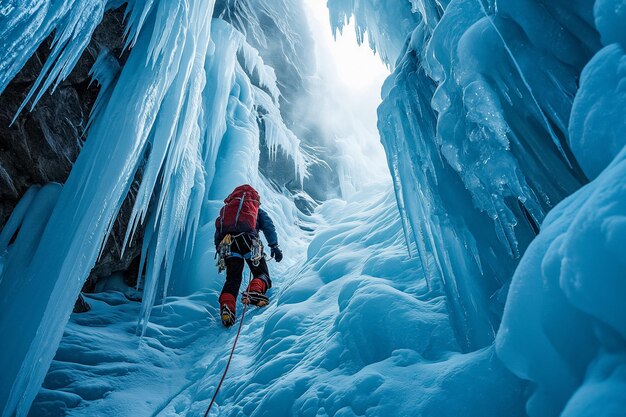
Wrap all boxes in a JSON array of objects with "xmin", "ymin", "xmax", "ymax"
[{"xmin": 270, "ymin": 244, "xmax": 283, "ymax": 262}]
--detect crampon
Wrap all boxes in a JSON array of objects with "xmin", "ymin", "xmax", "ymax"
[{"xmin": 241, "ymin": 291, "xmax": 269, "ymax": 307}]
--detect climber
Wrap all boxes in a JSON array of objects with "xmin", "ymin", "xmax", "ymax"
[{"xmin": 214, "ymin": 184, "xmax": 283, "ymax": 327}]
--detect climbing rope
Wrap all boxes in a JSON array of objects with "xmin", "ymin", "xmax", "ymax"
[{"xmin": 203, "ymin": 271, "xmax": 252, "ymax": 417}]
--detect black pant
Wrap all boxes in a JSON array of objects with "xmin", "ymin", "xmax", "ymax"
[{"xmin": 221, "ymin": 234, "xmax": 272, "ymax": 298}]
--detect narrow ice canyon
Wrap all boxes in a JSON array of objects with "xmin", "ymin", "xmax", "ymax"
[{"xmin": 1, "ymin": 1, "xmax": 625, "ymax": 416}]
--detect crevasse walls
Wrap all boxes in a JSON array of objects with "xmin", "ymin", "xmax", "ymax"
[
  {"xmin": 2, "ymin": 0, "xmax": 626, "ymax": 416},
  {"xmin": 0, "ymin": 1, "xmax": 308, "ymax": 415},
  {"xmin": 496, "ymin": 2, "xmax": 626, "ymax": 415},
  {"xmin": 335, "ymin": 0, "xmax": 626, "ymax": 416},
  {"xmin": 331, "ymin": 0, "xmax": 596, "ymax": 350}
]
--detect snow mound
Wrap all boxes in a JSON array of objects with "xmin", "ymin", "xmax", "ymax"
[
  {"xmin": 31, "ymin": 184, "xmax": 525, "ymax": 416},
  {"xmin": 497, "ymin": 145, "xmax": 626, "ymax": 417}
]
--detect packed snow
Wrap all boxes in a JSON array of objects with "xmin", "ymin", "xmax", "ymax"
[{"xmin": 29, "ymin": 183, "xmax": 525, "ymax": 417}]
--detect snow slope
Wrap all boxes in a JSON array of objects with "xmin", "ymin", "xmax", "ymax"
[{"xmin": 30, "ymin": 182, "xmax": 525, "ymax": 416}]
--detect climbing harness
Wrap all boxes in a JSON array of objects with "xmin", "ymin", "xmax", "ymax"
[
  {"xmin": 204, "ymin": 271, "xmax": 253, "ymax": 417},
  {"xmin": 216, "ymin": 234, "xmax": 264, "ymax": 272}
]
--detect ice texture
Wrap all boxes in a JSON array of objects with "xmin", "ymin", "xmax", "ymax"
[
  {"xmin": 29, "ymin": 184, "xmax": 526, "ymax": 417},
  {"xmin": 497, "ymin": 147, "xmax": 626, "ymax": 417},
  {"xmin": 327, "ymin": 0, "xmax": 420, "ymax": 67},
  {"xmin": 216, "ymin": 0, "xmax": 348, "ymax": 202},
  {"xmin": 0, "ymin": 0, "xmax": 107, "ymax": 115},
  {"xmin": 496, "ymin": 3, "xmax": 626, "ymax": 416},
  {"xmin": 330, "ymin": 1, "xmax": 626, "ymax": 413},
  {"xmin": 330, "ymin": 0, "xmax": 595, "ymax": 350},
  {"xmin": 0, "ymin": 1, "xmax": 306, "ymax": 415},
  {"xmin": 1, "ymin": 0, "xmax": 626, "ymax": 415},
  {"xmin": 568, "ymin": 10, "xmax": 626, "ymax": 180}
]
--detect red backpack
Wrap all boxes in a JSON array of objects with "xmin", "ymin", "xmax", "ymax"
[{"xmin": 216, "ymin": 185, "xmax": 261, "ymax": 235}]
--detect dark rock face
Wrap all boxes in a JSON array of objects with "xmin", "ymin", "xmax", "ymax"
[
  {"xmin": 0, "ymin": 6, "xmax": 143, "ymax": 288},
  {"xmin": 72, "ymin": 293, "xmax": 92, "ymax": 313},
  {"xmin": 0, "ymin": 64, "xmax": 85, "ymax": 226},
  {"xmin": 83, "ymin": 169, "xmax": 145, "ymax": 292}
]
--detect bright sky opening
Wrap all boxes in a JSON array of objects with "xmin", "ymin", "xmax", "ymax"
[{"xmin": 303, "ymin": 0, "xmax": 390, "ymax": 90}]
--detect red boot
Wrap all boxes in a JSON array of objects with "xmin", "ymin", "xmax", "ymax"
[
  {"xmin": 219, "ymin": 293, "xmax": 236, "ymax": 327},
  {"xmin": 248, "ymin": 278, "xmax": 267, "ymax": 294},
  {"xmin": 241, "ymin": 278, "xmax": 269, "ymax": 307}
]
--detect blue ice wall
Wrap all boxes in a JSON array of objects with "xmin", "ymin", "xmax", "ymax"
[
  {"xmin": 332, "ymin": 0, "xmax": 598, "ymax": 350},
  {"xmin": 0, "ymin": 1, "xmax": 308, "ymax": 415},
  {"xmin": 335, "ymin": 0, "xmax": 626, "ymax": 415},
  {"xmin": 216, "ymin": 0, "xmax": 350, "ymax": 202},
  {"xmin": 497, "ymin": 2, "xmax": 626, "ymax": 415}
]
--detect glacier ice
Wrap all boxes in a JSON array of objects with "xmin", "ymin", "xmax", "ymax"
[
  {"xmin": 0, "ymin": 0, "xmax": 625, "ymax": 416},
  {"xmin": 327, "ymin": 0, "xmax": 420, "ymax": 68},
  {"xmin": 0, "ymin": 0, "xmax": 308, "ymax": 414},
  {"xmin": 326, "ymin": 0, "xmax": 626, "ymax": 414},
  {"xmin": 497, "ymin": 145, "xmax": 626, "ymax": 417},
  {"xmin": 496, "ymin": 3, "xmax": 626, "ymax": 415},
  {"xmin": 568, "ymin": 43, "xmax": 626, "ymax": 180},
  {"xmin": 337, "ymin": 0, "xmax": 595, "ymax": 350}
]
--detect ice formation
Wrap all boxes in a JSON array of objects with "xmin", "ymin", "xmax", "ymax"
[
  {"xmin": 0, "ymin": 1, "xmax": 307, "ymax": 414},
  {"xmin": 496, "ymin": 3, "xmax": 626, "ymax": 415},
  {"xmin": 0, "ymin": 0, "xmax": 625, "ymax": 416},
  {"xmin": 28, "ymin": 183, "xmax": 526, "ymax": 417},
  {"xmin": 330, "ymin": 0, "xmax": 597, "ymax": 350}
]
